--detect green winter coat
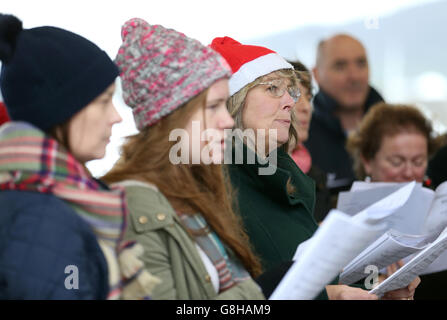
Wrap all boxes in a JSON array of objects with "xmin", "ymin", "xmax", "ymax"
[
  {"xmin": 118, "ymin": 180, "xmax": 265, "ymax": 300},
  {"xmin": 227, "ymin": 143, "xmax": 332, "ymax": 300}
]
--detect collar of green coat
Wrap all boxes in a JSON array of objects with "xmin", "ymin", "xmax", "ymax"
[
  {"xmin": 227, "ymin": 138, "xmax": 315, "ymax": 212},
  {"xmin": 114, "ymin": 180, "xmax": 176, "ymax": 232}
]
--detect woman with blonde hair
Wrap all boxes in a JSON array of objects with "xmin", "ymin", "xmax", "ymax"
[
  {"xmin": 103, "ymin": 19, "xmax": 264, "ymax": 299},
  {"xmin": 211, "ymin": 37, "xmax": 420, "ymax": 300}
]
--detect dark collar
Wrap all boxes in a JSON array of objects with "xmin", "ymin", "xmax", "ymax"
[
  {"xmin": 312, "ymin": 86, "xmax": 384, "ymax": 136},
  {"xmin": 313, "ymin": 86, "xmax": 384, "ymax": 114},
  {"xmin": 227, "ymin": 139, "xmax": 315, "ymax": 210}
]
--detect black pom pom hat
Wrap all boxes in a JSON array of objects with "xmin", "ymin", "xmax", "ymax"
[{"xmin": 0, "ymin": 14, "xmax": 119, "ymax": 130}]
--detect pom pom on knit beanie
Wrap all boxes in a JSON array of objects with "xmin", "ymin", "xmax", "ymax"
[
  {"xmin": 0, "ymin": 14, "xmax": 119, "ymax": 131},
  {"xmin": 115, "ymin": 18, "xmax": 231, "ymax": 131}
]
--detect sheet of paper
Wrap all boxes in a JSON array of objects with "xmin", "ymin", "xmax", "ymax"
[
  {"xmin": 292, "ymin": 238, "xmax": 312, "ymax": 261},
  {"xmin": 423, "ymin": 181, "xmax": 447, "ymax": 236},
  {"xmin": 416, "ymin": 249, "xmax": 447, "ymax": 275},
  {"xmin": 351, "ymin": 181, "xmax": 416, "ymax": 223},
  {"xmin": 344, "ymin": 181, "xmax": 447, "ymax": 237},
  {"xmin": 403, "ymin": 251, "xmax": 447, "ymax": 276},
  {"xmin": 269, "ymin": 209, "xmax": 386, "ymax": 300},
  {"xmin": 369, "ymin": 226, "xmax": 447, "ymax": 297},
  {"xmin": 339, "ymin": 229, "xmax": 433, "ymax": 285},
  {"xmin": 337, "ymin": 185, "xmax": 405, "ymax": 215},
  {"xmin": 350, "ymin": 182, "xmax": 432, "ymax": 235},
  {"xmin": 350, "ymin": 181, "xmax": 407, "ymax": 192}
]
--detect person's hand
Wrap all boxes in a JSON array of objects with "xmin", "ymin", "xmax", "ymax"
[
  {"xmin": 380, "ymin": 260, "xmax": 421, "ymax": 300},
  {"xmin": 326, "ymin": 285, "xmax": 378, "ymax": 300}
]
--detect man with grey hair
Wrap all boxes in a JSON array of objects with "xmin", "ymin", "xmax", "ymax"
[{"xmin": 304, "ymin": 33, "xmax": 384, "ymax": 205}]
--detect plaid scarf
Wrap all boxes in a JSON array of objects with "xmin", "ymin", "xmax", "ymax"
[
  {"xmin": 177, "ymin": 212, "xmax": 250, "ymax": 292},
  {"xmin": 0, "ymin": 122, "xmax": 160, "ymax": 299}
]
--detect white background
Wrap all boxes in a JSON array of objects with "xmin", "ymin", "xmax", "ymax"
[{"xmin": 2, "ymin": 0, "xmax": 445, "ymax": 176}]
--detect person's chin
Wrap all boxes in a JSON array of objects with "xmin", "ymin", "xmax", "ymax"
[
  {"xmin": 211, "ymin": 157, "xmax": 224, "ymax": 165},
  {"xmin": 210, "ymin": 149, "xmax": 224, "ymax": 165},
  {"xmin": 275, "ymin": 135, "xmax": 289, "ymax": 148},
  {"xmin": 94, "ymin": 147, "xmax": 107, "ymax": 161},
  {"xmin": 297, "ymin": 132, "xmax": 308, "ymax": 143},
  {"xmin": 343, "ymin": 94, "xmax": 368, "ymax": 108}
]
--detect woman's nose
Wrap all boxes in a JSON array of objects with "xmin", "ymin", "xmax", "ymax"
[
  {"xmin": 110, "ymin": 104, "xmax": 123, "ymax": 125},
  {"xmin": 281, "ymin": 91, "xmax": 295, "ymax": 111}
]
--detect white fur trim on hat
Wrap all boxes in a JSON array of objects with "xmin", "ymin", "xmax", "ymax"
[{"xmin": 229, "ymin": 53, "xmax": 293, "ymax": 96}]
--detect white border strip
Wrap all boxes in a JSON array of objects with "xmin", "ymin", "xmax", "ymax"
[{"xmin": 229, "ymin": 53, "xmax": 293, "ymax": 96}]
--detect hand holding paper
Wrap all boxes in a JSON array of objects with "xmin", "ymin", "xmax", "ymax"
[{"xmin": 369, "ymin": 226, "xmax": 447, "ymax": 297}]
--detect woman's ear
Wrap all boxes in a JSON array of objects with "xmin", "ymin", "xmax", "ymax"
[
  {"xmin": 312, "ymin": 66, "xmax": 319, "ymax": 84},
  {"xmin": 361, "ymin": 154, "xmax": 372, "ymax": 176}
]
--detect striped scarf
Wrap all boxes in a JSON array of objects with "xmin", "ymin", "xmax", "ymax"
[
  {"xmin": 177, "ymin": 212, "xmax": 250, "ymax": 292},
  {"xmin": 0, "ymin": 122, "xmax": 160, "ymax": 299}
]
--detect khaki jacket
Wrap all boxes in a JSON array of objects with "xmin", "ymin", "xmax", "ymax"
[{"xmin": 119, "ymin": 180, "xmax": 265, "ymax": 300}]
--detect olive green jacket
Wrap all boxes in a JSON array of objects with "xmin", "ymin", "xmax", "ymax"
[{"xmin": 118, "ymin": 180, "xmax": 265, "ymax": 300}]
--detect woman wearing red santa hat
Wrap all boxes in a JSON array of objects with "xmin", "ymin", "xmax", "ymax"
[{"xmin": 211, "ymin": 36, "xmax": 420, "ymax": 300}]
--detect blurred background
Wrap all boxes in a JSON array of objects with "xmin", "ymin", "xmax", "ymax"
[{"xmin": 2, "ymin": 0, "xmax": 446, "ymax": 176}]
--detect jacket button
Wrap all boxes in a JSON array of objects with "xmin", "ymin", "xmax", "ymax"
[
  {"xmin": 156, "ymin": 213, "xmax": 166, "ymax": 221},
  {"xmin": 138, "ymin": 216, "xmax": 148, "ymax": 224},
  {"xmin": 205, "ymin": 275, "xmax": 211, "ymax": 282}
]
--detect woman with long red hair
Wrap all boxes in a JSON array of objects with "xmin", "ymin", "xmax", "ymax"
[{"xmin": 103, "ymin": 18, "xmax": 264, "ymax": 299}]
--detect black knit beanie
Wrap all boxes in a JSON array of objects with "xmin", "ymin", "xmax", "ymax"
[{"xmin": 0, "ymin": 14, "xmax": 119, "ymax": 130}]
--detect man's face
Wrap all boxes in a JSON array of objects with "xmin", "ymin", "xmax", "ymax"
[{"xmin": 314, "ymin": 36, "xmax": 370, "ymax": 110}]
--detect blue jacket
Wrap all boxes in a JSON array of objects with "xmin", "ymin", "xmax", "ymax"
[{"xmin": 0, "ymin": 190, "xmax": 109, "ymax": 299}]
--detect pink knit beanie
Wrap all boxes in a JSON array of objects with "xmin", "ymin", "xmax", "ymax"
[{"xmin": 115, "ymin": 18, "xmax": 232, "ymax": 130}]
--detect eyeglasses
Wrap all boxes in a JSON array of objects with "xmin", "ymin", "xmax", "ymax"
[{"xmin": 256, "ymin": 79, "xmax": 301, "ymax": 103}]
